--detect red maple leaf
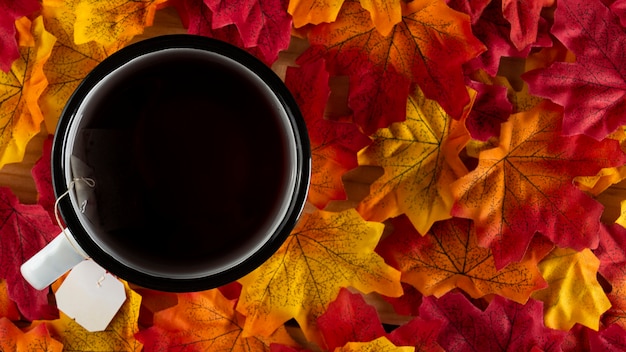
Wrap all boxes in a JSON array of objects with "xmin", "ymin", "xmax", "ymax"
[
  {"xmin": 446, "ymin": 0, "xmax": 491, "ymax": 23},
  {"xmin": 0, "ymin": 187, "xmax": 58, "ymax": 320},
  {"xmin": 594, "ymin": 223, "xmax": 626, "ymax": 330},
  {"xmin": 204, "ymin": 0, "xmax": 292, "ymax": 64},
  {"xmin": 462, "ymin": 0, "xmax": 551, "ymax": 77},
  {"xmin": 595, "ymin": 223, "xmax": 626, "ymax": 287},
  {"xmin": 380, "ymin": 283, "xmax": 423, "ymax": 317},
  {"xmin": 588, "ymin": 324, "xmax": 626, "ymax": 351},
  {"xmin": 466, "ymin": 80, "xmax": 511, "ymax": 141},
  {"xmin": 612, "ymin": 0, "xmax": 626, "ymax": 27},
  {"xmin": 523, "ymin": 0, "xmax": 626, "ymax": 140},
  {"xmin": 386, "ymin": 316, "xmax": 444, "ymax": 352},
  {"xmin": 171, "ymin": 0, "xmax": 289, "ymax": 64},
  {"xmin": 285, "ymin": 59, "xmax": 371, "ymax": 208},
  {"xmin": 316, "ymin": 288, "xmax": 386, "ymax": 350},
  {"xmin": 0, "ymin": 0, "xmax": 40, "ymax": 72},
  {"xmin": 301, "ymin": 0, "xmax": 485, "ymax": 134},
  {"xmin": 31, "ymin": 136, "xmax": 55, "ymax": 220},
  {"xmin": 502, "ymin": 0, "xmax": 553, "ymax": 51},
  {"xmin": 314, "ymin": 286, "xmax": 444, "ymax": 351},
  {"xmin": 298, "ymin": 47, "xmax": 411, "ymax": 135},
  {"xmin": 464, "ymin": 9, "xmax": 525, "ymax": 77},
  {"xmin": 420, "ymin": 292, "xmax": 566, "ymax": 351}
]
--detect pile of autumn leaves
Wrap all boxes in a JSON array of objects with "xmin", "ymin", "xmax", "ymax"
[{"xmin": 2, "ymin": 0, "xmax": 626, "ymax": 350}]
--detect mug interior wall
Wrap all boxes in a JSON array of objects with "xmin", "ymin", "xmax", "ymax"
[{"xmin": 62, "ymin": 48, "xmax": 298, "ymax": 279}]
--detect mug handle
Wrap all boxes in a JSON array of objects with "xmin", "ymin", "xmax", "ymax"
[{"xmin": 21, "ymin": 230, "xmax": 88, "ymax": 290}]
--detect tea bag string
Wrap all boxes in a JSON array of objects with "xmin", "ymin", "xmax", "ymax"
[{"xmin": 53, "ymin": 177, "xmax": 96, "ymax": 260}]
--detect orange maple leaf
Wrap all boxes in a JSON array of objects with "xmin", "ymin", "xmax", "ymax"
[
  {"xmin": 0, "ymin": 280, "xmax": 19, "ymax": 321},
  {"xmin": 450, "ymin": 100, "xmax": 626, "ymax": 268},
  {"xmin": 237, "ymin": 209, "xmax": 402, "ymax": 343},
  {"xmin": 39, "ymin": 0, "xmax": 124, "ymax": 133},
  {"xmin": 0, "ymin": 16, "xmax": 54, "ymax": 168},
  {"xmin": 73, "ymin": 0, "xmax": 168, "ymax": 46},
  {"xmin": 289, "ymin": 0, "xmax": 401, "ymax": 35},
  {"xmin": 357, "ymin": 88, "xmax": 472, "ymax": 235},
  {"xmin": 136, "ymin": 289, "xmax": 298, "ymax": 351},
  {"xmin": 0, "ymin": 318, "xmax": 62, "ymax": 351},
  {"xmin": 379, "ymin": 216, "xmax": 549, "ymax": 304}
]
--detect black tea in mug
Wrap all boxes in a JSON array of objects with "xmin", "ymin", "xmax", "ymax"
[{"xmin": 21, "ymin": 35, "xmax": 310, "ymax": 292}]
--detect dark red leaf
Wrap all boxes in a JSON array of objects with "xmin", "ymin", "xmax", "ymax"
[
  {"xmin": 466, "ymin": 80, "xmax": 512, "ymax": 141},
  {"xmin": 446, "ymin": 0, "xmax": 491, "ymax": 23},
  {"xmin": 317, "ymin": 287, "xmax": 385, "ymax": 350},
  {"xmin": 218, "ymin": 281, "xmax": 242, "ymax": 301},
  {"xmin": 386, "ymin": 316, "xmax": 444, "ymax": 352},
  {"xmin": 523, "ymin": 0, "xmax": 626, "ymax": 140},
  {"xmin": 173, "ymin": 0, "xmax": 250, "ymax": 53},
  {"xmin": 317, "ymin": 286, "xmax": 444, "ymax": 351},
  {"xmin": 204, "ymin": 0, "xmax": 292, "ymax": 64},
  {"xmin": 611, "ymin": 0, "xmax": 626, "ymax": 27},
  {"xmin": 298, "ymin": 48, "xmax": 410, "ymax": 135},
  {"xmin": 31, "ymin": 135, "xmax": 55, "ymax": 220},
  {"xmin": 595, "ymin": 223, "xmax": 626, "ymax": 284},
  {"xmin": 173, "ymin": 0, "xmax": 286, "ymax": 64},
  {"xmin": 285, "ymin": 59, "xmax": 371, "ymax": 208},
  {"xmin": 0, "ymin": 187, "xmax": 58, "ymax": 320},
  {"xmin": 561, "ymin": 324, "xmax": 591, "ymax": 352},
  {"xmin": 420, "ymin": 292, "xmax": 566, "ymax": 351},
  {"xmin": 589, "ymin": 324, "xmax": 626, "ymax": 351},
  {"xmin": 0, "ymin": 0, "xmax": 40, "ymax": 72},
  {"xmin": 502, "ymin": 0, "xmax": 552, "ymax": 51},
  {"xmin": 380, "ymin": 283, "xmax": 423, "ymax": 317},
  {"xmin": 594, "ymin": 223, "xmax": 626, "ymax": 329},
  {"xmin": 463, "ymin": 0, "xmax": 532, "ymax": 76}
]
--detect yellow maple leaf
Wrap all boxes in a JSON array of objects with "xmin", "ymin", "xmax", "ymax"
[
  {"xmin": 0, "ymin": 16, "xmax": 54, "ymax": 169},
  {"xmin": 137, "ymin": 289, "xmax": 298, "ymax": 351},
  {"xmin": 237, "ymin": 208, "xmax": 402, "ymax": 343},
  {"xmin": 288, "ymin": 0, "xmax": 400, "ymax": 35},
  {"xmin": 73, "ymin": 0, "xmax": 167, "ymax": 46},
  {"xmin": 0, "ymin": 318, "xmax": 63, "ymax": 351},
  {"xmin": 46, "ymin": 280, "xmax": 143, "ymax": 351},
  {"xmin": 39, "ymin": 0, "xmax": 124, "ymax": 133},
  {"xmin": 531, "ymin": 247, "xmax": 611, "ymax": 331},
  {"xmin": 336, "ymin": 336, "xmax": 415, "ymax": 352},
  {"xmin": 357, "ymin": 88, "xmax": 472, "ymax": 235}
]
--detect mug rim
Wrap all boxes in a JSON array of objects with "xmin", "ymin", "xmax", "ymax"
[{"xmin": 51, "ymin": 34, "xmax": 311, "ymax": 292}]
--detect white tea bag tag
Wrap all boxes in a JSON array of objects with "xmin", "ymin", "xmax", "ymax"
[{"xmin": 55, "ymin": 259, "xmax": 126, "ymax": 332}]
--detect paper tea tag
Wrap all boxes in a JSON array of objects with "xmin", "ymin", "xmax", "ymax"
[{"xmin": 55, "ymin": 259, "xmax": 126, "ymax": 332}]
